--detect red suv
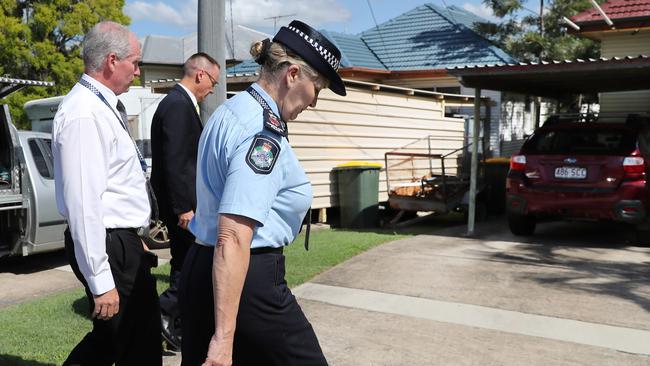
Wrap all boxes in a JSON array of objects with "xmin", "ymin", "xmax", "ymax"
[{"xmin": 506, "ymin": 115, "xmax": 650, "ymax": 244}]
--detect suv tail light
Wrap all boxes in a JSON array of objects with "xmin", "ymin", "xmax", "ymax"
[
  {"xmin": 623, "ymin": 156, "xmax": 645, "ymax": 180},
  {"xmin": 510, "ymin": 155, "xmax": 526, "ymax": 171}
]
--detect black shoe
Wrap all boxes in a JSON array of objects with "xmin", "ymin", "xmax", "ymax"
[{"xmin": 161, "ymin": 313, "xmax": 181, "ymax": 352}]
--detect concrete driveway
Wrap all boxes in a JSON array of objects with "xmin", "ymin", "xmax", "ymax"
[
  {"xmin": 296, "ymin": 218, "xmax": 650, "ymax": 365},
  {"xmin": 2, "ymin": 217, "xmax": 650, "ymax": 365}
]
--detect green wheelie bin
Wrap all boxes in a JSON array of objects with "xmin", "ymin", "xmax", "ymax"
[{"xmin": 333, "ymin": 162, "xmax": 382, "ymax": 228}]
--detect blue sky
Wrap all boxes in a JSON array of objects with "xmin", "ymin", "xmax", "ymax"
[{"xmin": 125, "ymin": 0, "xmax": 497, "ymax": 38}]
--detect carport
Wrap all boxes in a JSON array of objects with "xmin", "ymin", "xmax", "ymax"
[{"xmin": 447, "ymin": 55, "xmax": 650, "ymax": 235}]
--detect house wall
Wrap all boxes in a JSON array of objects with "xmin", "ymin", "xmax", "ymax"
[
  {"xmin": 291, "ymin": 85, "xmax": 465, "ymax": 208},
  {"xmin": 141, "ymin": 65, "xmax": 183, "ymax": 84},
  {"xmin": 497, "ymin": 93, "xmax": 555, "ymax": 157},
  {"xmin": 379, "ymin": 77, "xmax": 506, "ymax": 157},
  {"xmin": 599, "ymin": 30, "xmax": 650, "ymax": 116}
]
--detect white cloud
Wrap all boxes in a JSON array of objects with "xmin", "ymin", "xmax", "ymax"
[
  {"xmin": 125, "ymin": 0, "xmax": 198, "ymax": 28},
  {"xmin": 125, "ymin": 0, "xmax": 351, "ymax": 32},
  {"xmin": 462, "ymin": 3, "xmax": 499, "ymax": 23}
]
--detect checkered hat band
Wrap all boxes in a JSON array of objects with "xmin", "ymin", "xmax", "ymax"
[{"xmin": 288, "ymin": 25, "xmax": 340, "ymax": 71}]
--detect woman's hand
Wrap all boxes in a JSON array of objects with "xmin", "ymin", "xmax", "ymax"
[{"xmin": 202, "ymin": 334, "xmax": 234, "ymax": 366}]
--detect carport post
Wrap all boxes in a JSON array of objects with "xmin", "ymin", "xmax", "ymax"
[{"xmin": 467, "ymin": 88, "xmax": 481, "ymax": 235}]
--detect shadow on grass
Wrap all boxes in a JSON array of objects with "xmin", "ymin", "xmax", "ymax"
[
  {"xmin": 153, "ymin": 271, "xmax": 170, "ymax": 284},
  {"xmin": 71, "ymin": 295, "xmax": 91, "ymax": 319},
  {"xmin": 331, "ymin": 211, "xmax": 470, "ymax": 237},
  {"xmin": 0, "ymin": 354, "xmax": 55, "ymax": 366}
]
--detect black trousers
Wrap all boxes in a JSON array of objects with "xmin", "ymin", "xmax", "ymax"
[
  {"xmin": 160, "ymin": 215, "xmax": 194, "ymax": 318},
  {"xmin": 179, "ymin": 243, "xmax": 328, "ymax": 366},
  {"xmin": 63, "ymin": 228, "xmax": 162, "ymax": 366}
]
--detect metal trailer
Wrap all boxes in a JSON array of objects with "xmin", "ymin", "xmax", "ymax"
[{"xmin": 383, "ymin": 145, "xmax": 487, "ymax": 227}]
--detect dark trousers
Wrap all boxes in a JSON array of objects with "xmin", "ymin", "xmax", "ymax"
[
  {"xmin": 160, "ymin": 215, "xmax": 194, "ymax": 319},
  {"xmin": 63, "ymin": 228, "xmax": 162, "ymax": 366},
  {"xmin": 179, "ymin": 243, "xmax": 328, "ymax": 366}
]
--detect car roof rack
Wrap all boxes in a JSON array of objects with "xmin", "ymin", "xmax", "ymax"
[{"xmin": 0, "ymin": 77, "xmax": 55, "ymax": 99}]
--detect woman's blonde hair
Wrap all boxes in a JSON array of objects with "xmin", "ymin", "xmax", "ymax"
[{"xmin": 250, "ymin": 39, "xmax": 329, "ymax": 91}]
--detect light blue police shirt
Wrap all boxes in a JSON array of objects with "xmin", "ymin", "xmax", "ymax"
[{"xmin": 189, "ymin": 83, "xmax": 312, "ymax": 248}]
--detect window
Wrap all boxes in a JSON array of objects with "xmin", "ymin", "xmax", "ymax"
[
  {"xmin": 524, "ymin": 128, "xmax": 636, "ymax": 155},
  {"xmin": 28, "ymin": 139, "xmax": 54, "ymax": 179}
]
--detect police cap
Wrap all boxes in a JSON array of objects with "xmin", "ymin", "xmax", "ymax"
[{"xmin": 273, "ymin": 20, "xmax": 346, "ymax": 96}]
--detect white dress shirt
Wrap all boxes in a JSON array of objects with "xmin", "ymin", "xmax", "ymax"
[
  {"xmin": 177, "ymin": 82, "xmax": 199, "ymax": 112},
  {"xmin": 52, "ymin": 74, "xmax": 150, "ymax": 295}
]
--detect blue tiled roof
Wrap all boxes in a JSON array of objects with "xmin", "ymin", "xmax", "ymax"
[
  {"xmin": 358, "ymin": 3, "xmax": 515, "ymax": 70},
  {"xmin": 226, "ymin": 3, "xmax": 515, "ymax": 76},
  {"xmin": 227, "ymin": 59, "xmax": 260, "ymax": 76},
  {"xmin": 321, "ymin": 30, "xmax": 386, "ymax": 70}
]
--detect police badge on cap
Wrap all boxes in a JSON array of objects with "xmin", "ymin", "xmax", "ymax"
[{"xmin": 273, "ymin": 20, "xmax": 346, "ymax": 96}]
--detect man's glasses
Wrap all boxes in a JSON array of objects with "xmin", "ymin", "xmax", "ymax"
[{"xmin": 201, "ymin": 69, "xmax": 218, "ymax": 87}]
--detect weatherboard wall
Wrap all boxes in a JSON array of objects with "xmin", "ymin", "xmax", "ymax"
[
  {"xmin": 599, "ymin": 31, "xmax": 650, "ymax": 116},
  {"xmin": 290, "ymin": 86, "xmax": 465, "ymax": 209}
]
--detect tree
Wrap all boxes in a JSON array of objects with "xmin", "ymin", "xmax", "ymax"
[
  {"xmin": 474, "ymin": 0, "xmax": 601, "ymax": 63},
  {"xmin": 0, "ymin": 0, "xmax": 130, "ymax": 129}
]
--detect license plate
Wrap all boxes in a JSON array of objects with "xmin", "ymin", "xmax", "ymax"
[{"xmin": 554, "ymin": 166, "xmax": 587, "ymax": 179}]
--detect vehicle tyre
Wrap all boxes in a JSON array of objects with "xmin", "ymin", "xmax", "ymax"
[
  {"xmin": 144, "ymin": 220, "xmax": 170, "ymax": 249},
  {"xmin": 635, "ymin": 226, "xmax": 650, "ymax": 247},
  {"xmin": 508, "ymin": 214, "xmax": 536, "ymax": 236}
]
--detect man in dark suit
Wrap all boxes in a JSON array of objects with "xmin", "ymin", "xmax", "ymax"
[{"xmin": 150, "ymin": 52, "xmax": 220, "ymax": 351}]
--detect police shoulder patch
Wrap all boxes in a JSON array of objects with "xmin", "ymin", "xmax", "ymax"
[
  {"xmin": 246, "ymin": 135, "xmax": 281, "ymax": 174},
  {"xmin": 263, "ymin": 109, "xmax": 287, "ymax": 137}
]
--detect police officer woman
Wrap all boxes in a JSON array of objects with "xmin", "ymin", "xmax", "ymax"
[{"xmin": 179, "ymin": 20, "xmax": 346, "ymax": 366}]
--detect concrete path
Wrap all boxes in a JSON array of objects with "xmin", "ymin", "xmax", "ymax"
[{"xmin": 295, "ymin": 219, "xmax": 650, "ymax": 365}]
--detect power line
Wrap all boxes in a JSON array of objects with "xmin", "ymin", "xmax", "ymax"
[{"xmin": 366, "ymin": 0, "xmax": 393, "ymax": 67}]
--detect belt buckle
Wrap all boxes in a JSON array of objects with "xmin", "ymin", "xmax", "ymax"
[{"xmin": 137, "ymin": 225, "xmax": 148, "ymax": 237}]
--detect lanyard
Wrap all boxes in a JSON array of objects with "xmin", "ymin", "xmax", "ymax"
[
  {"xmin": 78, "ymin": 78, "xmax": 148, "ymax": 173},
  {"xmin": 77, "ymin": 78, "xmax": 159, "ymax": 223}
]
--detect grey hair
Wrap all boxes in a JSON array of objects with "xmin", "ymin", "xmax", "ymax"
[
  {"xmin": 250, "ymin": 40, "xmax": 329, "ymax": 90},
  {"xmin": 82, "ymin": 21, "xmax": 133, "ymax": 73}
]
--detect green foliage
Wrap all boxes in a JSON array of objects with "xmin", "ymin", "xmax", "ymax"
[
  {"xmin": 475, "ymin": 0, "xmax": 601, "ymax": 62},
  {"xmin": 0, "ymin": 0, "xmax": 130, "ymax": 129}
]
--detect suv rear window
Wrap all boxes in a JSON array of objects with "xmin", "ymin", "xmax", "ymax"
[{"xmin": 523, "ymin": 128, "xmax": 637, "ymax": 155}]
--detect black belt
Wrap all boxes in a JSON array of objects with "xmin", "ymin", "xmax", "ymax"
[
  {"xmin": 250, "ymin": 247, "xmax": 283, "ymax": 255},
  {"xmin": 106, "ymin": 227, "xmax": 140, "ymax": 235}
]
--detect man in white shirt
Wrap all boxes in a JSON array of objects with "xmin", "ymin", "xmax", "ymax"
[{"xmin": 52, "ymin": 21, "xmax": 162, "ymax": 365}]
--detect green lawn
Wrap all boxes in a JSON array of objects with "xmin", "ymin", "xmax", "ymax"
[{"xmin": 0, "ymin": 227, "xmax": 438, "ymax": 365}]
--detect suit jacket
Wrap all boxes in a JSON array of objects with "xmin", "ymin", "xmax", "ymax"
[{"xmin": 150, "ymin": 84, "xmax": 203, "ymax": 221}]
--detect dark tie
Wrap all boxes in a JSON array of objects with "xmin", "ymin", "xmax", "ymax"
[{"xmin": 116, "ymin": 100, "xmax": 130, "ymax": 132}]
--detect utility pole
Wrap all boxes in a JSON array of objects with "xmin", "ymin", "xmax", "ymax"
[
  {"xmin": 264, "ymin": 14, "xmax": 297, "ymax": 33},
  {"xmin": 198, "ymin": 0, "xmax": 226, "ymax": 121}
]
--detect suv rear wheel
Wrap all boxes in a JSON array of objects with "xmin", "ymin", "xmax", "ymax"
[
  {"xmin": 508, "ymin": 214, "xmax": 536, "ymax": 236},
  {"xmin": 635, "ymin": 225, "xmax": 650, "ymax": 247}
]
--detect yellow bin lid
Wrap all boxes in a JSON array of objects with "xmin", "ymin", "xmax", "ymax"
[{"xmin": 334, "ymin": 161, "xmax": 383, "ymax": 170}]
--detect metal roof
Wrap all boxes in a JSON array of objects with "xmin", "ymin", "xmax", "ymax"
[
  {"xmin": 447, "ymin": 55, "xmax": 650, "ymax": 97},
  {"xmin": 358, "ymin": 3, "xmax": 515, "ymax": 70},
  {"xmin": 322, "ymin": 30, "xmax": 386, "ymax": 70},
  {"xmin": 222, "ymin": 3, "xmax": 516, "ymax": 77},
  {"xmin": 0, "ymin": 77, "xmax": 55, "ymax": 99},
  {"xmin": 572, "ymin": 0, "xmax": 650, "ymax": 24},
  {"xmin": 141, "ymin": 25, "xmax": 270, "ymax": 65}
]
